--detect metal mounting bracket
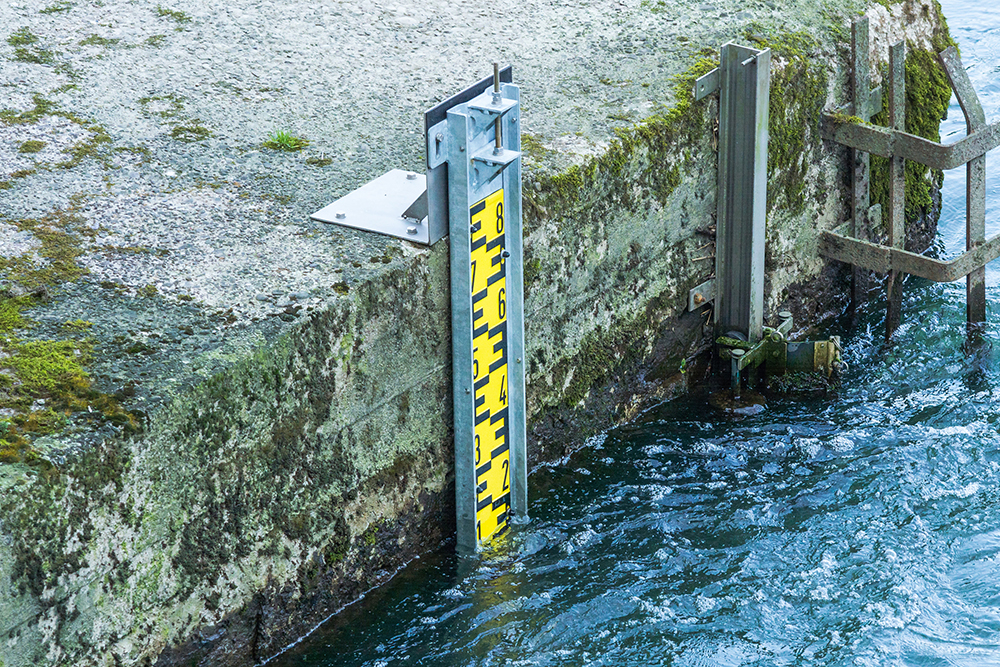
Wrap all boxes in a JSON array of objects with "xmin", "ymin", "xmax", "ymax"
[
  {"xmin": 720, "ymin": 312, "xmax": 843, "ymax": 397},
  {"xmin": 311, "ymin": 169, "xmax": 432, "ymax": 243}
]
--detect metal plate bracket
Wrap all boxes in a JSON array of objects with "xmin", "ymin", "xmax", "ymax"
[{"xmin": 310, "ymin": 169, "xmax": 430, "ymax": 243}]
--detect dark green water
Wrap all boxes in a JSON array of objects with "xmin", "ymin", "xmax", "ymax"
[{"xmin": 271, "ymin": 3, "xmax": 1000, "ymax": 664}]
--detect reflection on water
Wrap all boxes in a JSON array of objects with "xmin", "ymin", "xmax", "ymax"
[{"xmin": 272, "ymin": 2, "xmax": 1000, "ymax": 665}]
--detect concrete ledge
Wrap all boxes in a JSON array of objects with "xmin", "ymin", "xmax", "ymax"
[{"xmin": 0, "ymin": 0, "xmax": 954, "ymax": 663}]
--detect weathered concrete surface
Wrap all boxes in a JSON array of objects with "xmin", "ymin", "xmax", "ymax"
[{"xmin": 0, "ymin": 0, "xmax": 954, "ymax": 664}]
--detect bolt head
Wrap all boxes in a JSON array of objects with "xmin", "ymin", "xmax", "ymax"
[
  {"xmin": 694, "ymin": 293, "xmax": 705, "ymax": 304},
  {"xmin": 335, "ymin": 211, "xmax": 346, "ymax": 220},
  {"xmin": 406, "ymin": 227, "xmax": 417, "ymax": 235},
  {"xmin": 406, "ymin": 172, "xmax": 417, "ymax": 180}
]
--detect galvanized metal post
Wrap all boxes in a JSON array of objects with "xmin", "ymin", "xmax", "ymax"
[
  {"xmin": 714, "ymin": 42, "xmax": 770, "ymax": 344},
  {"xmin": 885, "ymin": 41, "xmax": 906, "ymax": 340},
  {"xmin": 941, "ymin": 46, "xmax": 988, "ymax": 328},
  {"xmin": 442, "ymin": 75, "xmax": 525, "ymax": 555}
]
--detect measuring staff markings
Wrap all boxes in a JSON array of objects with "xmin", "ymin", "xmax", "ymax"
[{"xmin": 470, "ymin": 187, "xmax": 511, "ymax": 543}]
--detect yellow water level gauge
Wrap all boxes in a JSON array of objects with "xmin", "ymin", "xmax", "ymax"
[{"xmin": 429, "ymin": 67, "xmax": 526, "ymax": 553}]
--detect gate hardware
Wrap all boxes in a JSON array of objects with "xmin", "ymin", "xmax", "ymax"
[
  {"xmin": 719, "ymin": 312, "xmax": 843, "ymax": 397},
  {"xmin": 820, "ymin": 18, "xmax": 1000, "ymax": 337}
]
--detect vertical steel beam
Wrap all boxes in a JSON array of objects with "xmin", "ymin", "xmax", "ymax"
[
  {"xmin": 885, "ymin": 41, "xmax": 906, "ymax": 340},
  {"xmin": 503, "ymin": 85, "xmax": 528, "ymax": 523},
  {"xmin": 447, "ymin": 109, "xmax": 478, "ymax": 556},
  {"xmin": 851, "ymin": 18, "xmax": 873, "ymax": 310},
  {"xmin": 715, "ymin": 43, "xmax": 770, "ymax": 344},
  {"xmin": 940, "ymin": 46, "xmax": 988, "ymax": 327}
]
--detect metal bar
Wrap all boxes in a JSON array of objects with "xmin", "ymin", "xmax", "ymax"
[
  {"xmin": 823, "ymin": 116, "xmax": 1000, "ymax": 170},
  {"xmin": 688, "ymin": 277, "xmax": 716, "ymax": 311},
  {"xmin": 448, "ymin": 109, "xmax": 477, "ymax": 556},
  {"xmin": 886, "ymin": 41, "xmax": 905, "ymax": 340},
  {"xmin": 502, "ymin": 82, "xmax": 528, "ymax": 522},
  {"xmin": 851, "ymin": 18, "xmax": 873, "ymax": 308},
  {"xmin": 820, "ymin": 230, "xmax": 1000, "ymax": 282},
  {"xmin": 940, "ymin": 46, "xmax": 988, "ymax": 326},
  {"xmin": 715, "ymin": 43, "xmax": 770, "ymax": 344},
  {"xmin": 693, "ymin": 68, "xmax": 720, "ymax": 101}
]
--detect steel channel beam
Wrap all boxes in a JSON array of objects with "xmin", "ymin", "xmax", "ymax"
[
  {"xmin": 502, "ymin": 84, "xmax": 528, "ymax": 522},
  {"xmin": 715, "ymin": 43, "xmax": 770, "ymax": 344},
  {"xmin": 941, "ymin": 46, "xmax": 988, "ymax": 326},
  {"xmin": 886, "ymin": 41, "xmax": 905, "ymax": 340}
]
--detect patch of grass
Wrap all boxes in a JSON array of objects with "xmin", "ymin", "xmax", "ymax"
[
  {"xmin": 264, "ymin": 130, "xmax": 309, "ymax": 152},
  {"xmin": 137, "ymin": 284, "xmax": 158, "ymax": 298},
  {"xmin": 79, "ymin": 34, "xmax": 119, "ymax": 47},
  {"xmin": 144, "ymin": 34, "xmax": 167, "ymax": 47},
  {"xmin": 40, "ymin": 1, "xmax": 73, "ymax": 13},
  {"xmin": 18, "ymin": 140, "xmax": 45, "ymax": 154}
]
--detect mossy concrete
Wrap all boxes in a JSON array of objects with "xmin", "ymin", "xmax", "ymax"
[{"xmin": 0, "ymin": 0, "xmax": 954, "ymax": 664}]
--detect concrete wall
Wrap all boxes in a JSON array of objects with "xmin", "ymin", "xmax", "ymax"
[{"xmin": 0, "ymin": 0, "xmax": 954, "ymax": 664}]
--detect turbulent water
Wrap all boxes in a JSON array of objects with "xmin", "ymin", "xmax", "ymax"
[{"xmin": 271, "ymin": 2, "xmax": 1000, "ymax": 665}]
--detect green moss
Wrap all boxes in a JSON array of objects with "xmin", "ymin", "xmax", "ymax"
[
  {"xmin": 60, "ymin": 319, "xmax": 92, "ymax": 331},
  {"xmin": 170, "ymin": 122, "xmax": 211, "ymax": 142},
  {"xmin": 155, "ymin": 5, "xmax": 191, "ymax": 22},
  {"xmin": 0, "ymin": 94, "xmax": 57, "ymax": 126},
  {"xmin": 18, "ymin": 139, "xmax": 45, "ymax": 154},
  {"xmin": 521, "ymin": 133, "xmax": 551, "ymax": 162},
  {"xmin": 744, "ymin": 29, "xmax": 830, "ymax": 216},
  {"xmin": 79, "ymin": 34, "xmax": 119, "ymax": 47},
  {"xmin": 13, "ymin": 46, "xmax": 55, "ymax": 65},
  {"xmin": 40, "ymin": 1, "xmax": 73, "ymax": 13},
  {"xmin": 869, "ymin": 45, "xmax": 953, "ymax": 230},
  {"xmin": 7, "ymin": 27, "xmax": 38, "ymax": 47},
  {"xmin": 139, "ymin": 94, "xmax": 184, "ymax": 118},
  {"xmin": 144, "ymin": 34, "xmax": 167, "ymax": 47},
  {"xmin": 0, "ymin": 210, "xmax": 88, "ymax": 289},
  {"xmin": 332, "ymin": 281, "xmax": 349, "ymax": 295},
  {"xmin": 0, "ymin": 297, "xmax": 34, "ymax": 332},
  {"xmin": 305, "ymin": 155, "xmax": 333, "ymax": 167},
  {"xmin": 6, "ymin": 339, "xmax": 90, "ymax": 393},
  {"xmin": 137, "ymin": 284, "xmax": 158, "ymax": 298}
]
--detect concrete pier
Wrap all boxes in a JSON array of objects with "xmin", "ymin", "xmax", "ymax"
[{"xmin": 0, "ymin": 0, "xmax": 954, "ymax": 663}]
